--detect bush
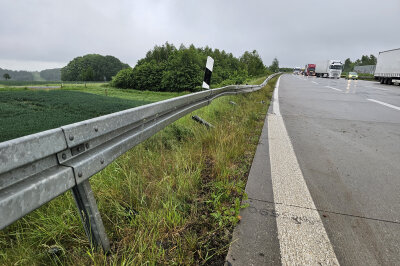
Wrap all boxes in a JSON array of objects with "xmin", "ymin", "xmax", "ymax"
[
  {"xmin": 160, "ymin": 48, "xmax": 203, "ymax": 92},
  {"xmin": 111, "ymin": 68, "xmax": 136, "ymax": 89},
  {"xmin": 136, "ymin": 61, "xmax": 165, "ymax": 91}
]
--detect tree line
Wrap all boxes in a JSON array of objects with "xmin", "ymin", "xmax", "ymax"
[
  {"xmin": 343, "ymin": 54, "xmax": 377, "ymax": 72},
  {"xmin": 111, "ymin": 43, "xmax": 273, "ymax": 92},
  {"xmin": 0, "ymin": 68, "xmax": 35, "ymax": 81},
  {"xmin": 40, "ymin": 68, "xmax": 61, "ymax": 81},
  {"xmin": 2, "ymin": 45, "xmax": 277, "ymax": 89},
  {"xmin": 0, "ymin": 68, "xmax": 61, "ymax": 81}
]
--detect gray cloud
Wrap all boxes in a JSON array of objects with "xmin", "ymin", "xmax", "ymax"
[{"xmin": 1, "ymin": 0, "xmax": 399, "ymax": 71}]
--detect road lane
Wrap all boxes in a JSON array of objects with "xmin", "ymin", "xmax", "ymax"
[{"xmin": 279, "ymin": 74, "xmax": 400, "ymax": 265}]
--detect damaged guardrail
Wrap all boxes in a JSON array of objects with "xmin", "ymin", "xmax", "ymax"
[{"xmin": 0, "ymin": 73, "xmax": 278, "ymax": 251}]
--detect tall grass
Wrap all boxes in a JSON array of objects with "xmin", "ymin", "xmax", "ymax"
[{"xmin": 0, "ymin": 76, "xmax": 278, "ymax": 265}]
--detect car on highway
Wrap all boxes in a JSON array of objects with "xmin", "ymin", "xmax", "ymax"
[{"xmin": 347, "ymin": 72, "xmax": 358, "ymax": 80}]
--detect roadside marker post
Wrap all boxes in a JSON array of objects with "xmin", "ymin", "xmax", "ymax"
[{"xmin": 202, "ymin": 56, "xmax": 214, "ymax": 89}]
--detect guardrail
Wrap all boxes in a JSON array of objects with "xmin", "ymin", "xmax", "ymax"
[{"xmin": 0, "ymin": 74, "xmax": 278, "ymax": 251}]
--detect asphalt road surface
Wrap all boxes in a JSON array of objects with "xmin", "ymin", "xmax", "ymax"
[
  {"xmin": 281, "ymin": 74, "xmax": 400, "ymax": 265},
  {"xmin": 227, "ymin": 74, "xmax": 400, "ymax": 265}
]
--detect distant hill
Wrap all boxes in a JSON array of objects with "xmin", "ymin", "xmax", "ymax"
[{"xmin": 0, "ymin": 68, "xmax": 61, "ymax": 81}]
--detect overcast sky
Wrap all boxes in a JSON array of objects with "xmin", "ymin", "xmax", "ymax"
[{"xmin": 1, "ymin": 0, "xmax": 399, "ymax": 71}]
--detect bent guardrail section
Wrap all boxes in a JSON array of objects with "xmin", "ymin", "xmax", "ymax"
[{"xmin": 0, "ymin": 74, "xmax": 278, "ymax": 251}]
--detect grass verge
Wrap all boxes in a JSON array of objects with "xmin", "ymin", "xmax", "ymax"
[{"xmin": 0, "ymin": 75, "xmax": 278, "ymax": 265}]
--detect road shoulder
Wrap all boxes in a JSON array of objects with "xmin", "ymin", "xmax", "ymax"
[{"xmin": 225, "ymin": 110, "xmax": 281, "ymax": 265}]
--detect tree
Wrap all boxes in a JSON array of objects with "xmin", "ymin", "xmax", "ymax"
[
  {"xmin": 80, "ymin": 67, "xmax": 94, "ymax": 82},
  {"xmin": 61, "ymin": 54, "xmax": 129, "ymax": 81},
  {"xmin": 111, "ymin": 68, "xmax": 136, "ymax": 89},
  {"xmin": 161, "ymin": 47, "xmax": 203, "ymax": 91},
  {"xmin": 240, "ymin": 50, "xmax": 266, "ymax": 76},
  {"xmin": 136, "ymin": 61, "xmax": 165, "ymax": 91},
  {"xmin": 3, "ymin": 73, "xmax": 11, "ymax": 80},
  {"xmin": 343, "ymin": 58, "xmax": 354, "ymax": 72},
  {"xmin": 352, "ymin": 54, "xmax": 377, "ymax": 67},
  {"xmin": 269, "ymin": 58, "xmax": 279, "ymax": 73},
  {"xmin": 369, "ymin": 54, "xmax": 377, "ymax": 65},
  {"xmin": 138, "ymin": 42, "xmax": 177, "ymax": 65},
  {"xmin": 40, "ymin": 68, "xmax": 61, "ymax": 81}
]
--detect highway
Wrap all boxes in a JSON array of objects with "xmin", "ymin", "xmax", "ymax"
[
  {"xmin": 280, "ymin": 74, "xmax": 400, "ymax": 265},
  {"xmin": 227, "ymin": 74, "xmax": 400, "ymax": 265}
]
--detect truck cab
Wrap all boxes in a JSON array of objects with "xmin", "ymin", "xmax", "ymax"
[
  {"xmin": 328, "ymin": 61, "xmax": 343, "ymax": 78},
  {"xmin": 316, "ymin": 60, "xmax": 343, "ymax": 79},
  {"xmin": 305, "ymin": 64, "xmax": 316, "ymax": 76}
]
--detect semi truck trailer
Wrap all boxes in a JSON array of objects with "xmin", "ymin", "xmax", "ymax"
[
  {"xmin": 374, "ymin": 48, "xmax": 400, "ymax": 85},
  {"xmin": 315, "ymin": 60, "xmax": 342, "ymax": 79}
]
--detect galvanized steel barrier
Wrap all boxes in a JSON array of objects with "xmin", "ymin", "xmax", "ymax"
[{"xmin": 0, "ymin": 74, "xmax": 278, "ymax": 251}]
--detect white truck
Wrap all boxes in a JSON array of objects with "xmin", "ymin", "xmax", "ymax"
[
  {"xmin": 374, "ymin": 48, "xmax": 400, "ymax": 85},
  {"xmin": 293, "ymin": 67, "xmax": 301, "ymax": 75},
  {"xmin": 315, "ymin": 60, "xmax": 343, "ymax": 79}
]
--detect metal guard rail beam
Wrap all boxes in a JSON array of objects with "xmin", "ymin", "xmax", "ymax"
[{"xmin": 0, "ymin": 73, "xmax": 278, "ymax": 250}]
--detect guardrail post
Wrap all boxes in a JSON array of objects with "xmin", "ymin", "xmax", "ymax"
[
  {"xmin": 192, "ymin": 115, "xmax": 214, "ymax": 129},
  {"xmin": 71, "ymin": 180, "xmax": 110, "ymax": 252}
]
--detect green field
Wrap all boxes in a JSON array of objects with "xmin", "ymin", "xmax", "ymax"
[
  {"xmin": 0, "ymin": 76, "xmax": 278, "ymax": 265},
  {"xmin": 0, "ymin": 90, "xmax": 151, "ymax": 142},
  {"xmin": 61, "ymin": 83, "xmax": 187, "ymax": 102},
  {"xmin": 0, "ymin": 84, "xmax": 187, "ymax": 142}
]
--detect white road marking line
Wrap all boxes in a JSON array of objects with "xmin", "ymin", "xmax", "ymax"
[
  {"xmin": 367, "ymin": 86, "xmax": 389, "ymax": 91},
  {"xmin": 268, "ymin": 79, "xmax": 339, "ymax": 265},
  {"xmin": 312, "ymin": 81, "xmax": 319, "ymax": 84},
  {"xmin": 273, "ymin": 77, "xmax": 281, "ymax": 116},
  {"xmin": 325, "ymin": 86, "xmax": 342, "ymax": 92},
  {"xmin": 367, "ymin": 99, "xmax": 400, "ymax": 111}
]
